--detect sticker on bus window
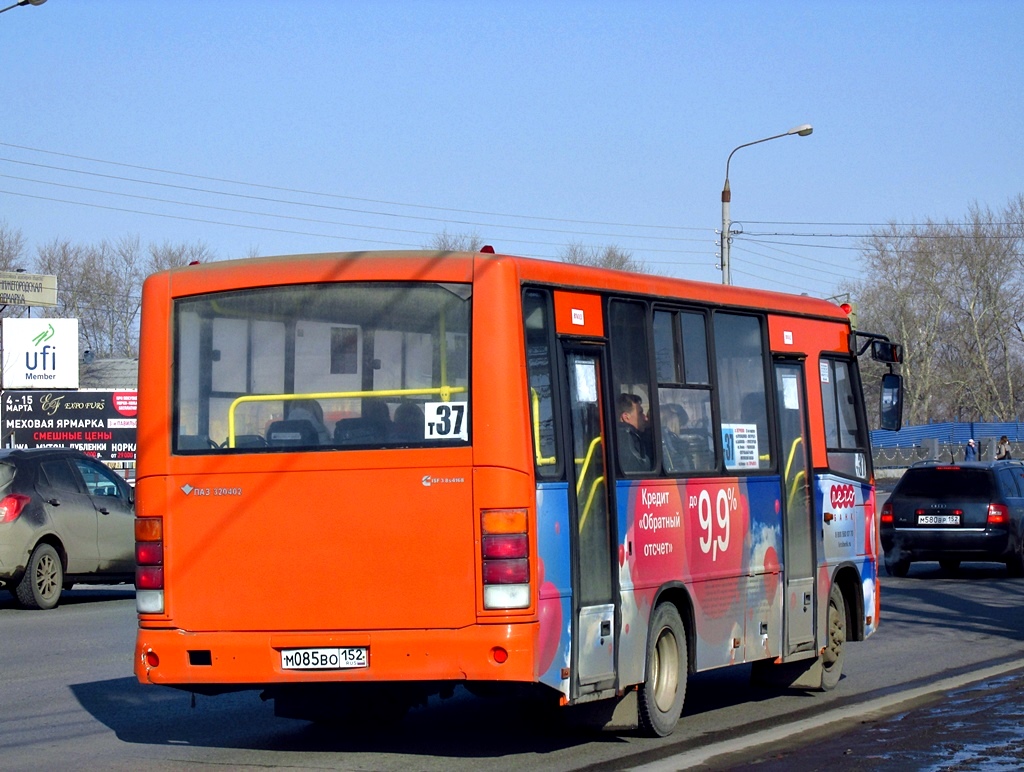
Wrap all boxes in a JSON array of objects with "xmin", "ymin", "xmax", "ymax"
[
  {"xmin": 781, "ymin": 373, "xmax": 800, "ymax": 410},
  {"xmin": 722, "ymin": 424, "xmax": 759, "ymax": 469},
  {"xmin": 424, "ymin": 402, "xmax": 469, "ymax": 441},
  {"xmin": 574, "ymin": 359, "xmax": 598, "ymax": 403}
]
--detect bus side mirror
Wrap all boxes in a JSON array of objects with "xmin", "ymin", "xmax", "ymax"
[
  {"xmin": 879, "ymin": 373, "xmax": 903, "ymax": 432},
  {"xmin": 871, "ymin": 340, "xmax": 903, "ymax": 364}
]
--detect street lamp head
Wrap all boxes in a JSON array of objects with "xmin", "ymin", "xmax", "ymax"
[
  {"xmin": 0, "ymin": 0, "xmax": 45, "ymax": 12},
  {"xmin": 720, "ymin": 122, "xmax": 814, "ymax": 286}
]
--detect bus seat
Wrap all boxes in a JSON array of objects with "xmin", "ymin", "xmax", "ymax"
[
  {"xmin": 266, "ymin": 420, "xmax": 319, "ymax": 447},
  {"xmin": 232, "ymin": 434, "xmax": 267, "ymax": 448},
  {"xmin": 334, "ymin": 417, "xmax": 388, "ymax": 445},
  {"xmin": 177, "ymin": 434, "xmax": 215, "ymax": 450}
]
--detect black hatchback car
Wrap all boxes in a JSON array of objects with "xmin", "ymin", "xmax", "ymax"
[
  {"xmin": 0, "ymin": 448, "xmax": 135, "ymax": 609},
  {"xmin": 881, "ymin": 460, "xmax": 1024, "ymax": 576}
]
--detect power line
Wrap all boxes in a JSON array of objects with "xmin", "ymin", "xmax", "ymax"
[{"xmin": 0, "ymin": 142, "xmax": 710, "ymax": 233}]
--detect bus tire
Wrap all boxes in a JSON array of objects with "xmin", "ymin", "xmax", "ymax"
[
  {"xmin": 820, "ymin": 583, "xmax": 846, "ymax": 691},
  {"xmin": 15, "ymin": 543, "xmax": 63, "ymax": 610},
  {"xmin": 638, "ymin": 602, "xmax": 687, "ymax": 737}
]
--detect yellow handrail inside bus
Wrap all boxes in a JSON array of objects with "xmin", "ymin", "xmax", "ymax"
[
  {"xmin": 576, "ymin": 436, "xmax": 603, "ymax": 496},
  {"xmin": 575, "ymin": 435, "xmax": 605, "ymax": 531},
  {"xmin": 439, "ymin": 309, "xmax": 447, "ymax": 386},
  {"xmin": 226, "ymin": 386, "xmax": 467, "ymax": 447},
  {"xmin": 783, "ymin": 436, "xmax": 807, "ymax": 511},
  {"xmin": 530, "ymin": 388, "xmax": 557, "ymax": 466},
  {"xmin": 578, "ymin": 475, "xmax": 605, "ymax": 533}
]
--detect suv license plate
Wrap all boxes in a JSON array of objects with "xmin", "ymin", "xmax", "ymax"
[
  {"xmin": 281, "ymin": 647, "xmax": 368, "ymax": 670},
  {"xmin": 917, "ymin": 514, "xmax": 960, "ymax": 526}
]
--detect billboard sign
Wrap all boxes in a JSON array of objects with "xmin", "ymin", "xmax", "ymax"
[
  {"xmin": 1, "ymin": 389, "xmax": 137, "ymax": 466},
  {"xmin": 2, "ymin": 318, "xmax": 80, "ymax": 389},
  {"xmin": 0, "ymin": 271, "xmax": 58, "ymax": 307}
]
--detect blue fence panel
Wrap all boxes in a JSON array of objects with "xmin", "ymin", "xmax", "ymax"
[{"xmin": 872, "ymin": 422, "xmax": 1024, "ymax": 448}]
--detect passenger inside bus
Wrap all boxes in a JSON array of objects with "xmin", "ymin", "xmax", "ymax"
[
  {"xmin": 617, "ymin": 392, "xmax": 650, "ymax": 473},
  {"xmin": 392, "ymin": 402, "xmax": 425, "ymax": 442},
  {"xmin": 285, "ymin": 399, "xmax": 331, "ymax": 445},
  {"xmin": 661, "ymin": 403, "xmax": 694, "ymax": 472}
]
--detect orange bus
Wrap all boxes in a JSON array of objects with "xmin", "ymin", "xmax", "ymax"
[{"xmin": 133, "ymin": 249, "xmax": 902, "ymax": 736}]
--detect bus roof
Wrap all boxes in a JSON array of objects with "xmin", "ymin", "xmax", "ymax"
[{"xmin": 154, "ymin": 249, "xmax": 849, "ymax": 322}]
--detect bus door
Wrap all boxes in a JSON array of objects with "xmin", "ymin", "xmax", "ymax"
[
  {"xmin": 773, "ymin": 359, "xmax": 816, "ymax": 654},
  {"xmin": 563, "ymin": 348, "xmax": 617, "ymax": 693}
]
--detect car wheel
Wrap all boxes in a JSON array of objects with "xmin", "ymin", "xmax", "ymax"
[
  {"xmin": 15, "ymin": 543, "xmax": 63, "ymax": 610},
  {"xmin": 884, "ymin": 554, "xmax": 910, "ymax": 578},
  {"xmin": 939, "ymin": 558, "xmax": 961, "ymax": 573},
  {"xmin": 820, "ymin": 583, "xmax": 847, "ymax": 691},
  {"xmin": 638, "ymin": 603, "xmax": 687, "ymax": 737}
]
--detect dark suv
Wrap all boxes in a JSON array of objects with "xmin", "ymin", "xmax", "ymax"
[
  {"xmin": 0, "ymin": 448, "xmax": 135, "ymax": 609},
  {"xmin": 881, "ymin": 460, "xmax": 1024, "ymax": 576}
]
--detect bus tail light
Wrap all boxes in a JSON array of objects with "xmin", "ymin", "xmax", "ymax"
[
  {"xmin": 988, "ymin": 503, "xmax": 1010, "ymax": 525},
  {"xmin": 481, "ymin": 508, "xmax": 530, "ymax": 610},
  {"xmin": 0, "ymin": 494, "xmax": 30, "ymax": 524},
  {"xmin": 135, "ymin": 517, "xmax": 165, "ymax": 614}
]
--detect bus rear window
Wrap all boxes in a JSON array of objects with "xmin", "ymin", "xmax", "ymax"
[{"xmin": 173, "ymin": 282, "xmax": 471, "ymax": 453}]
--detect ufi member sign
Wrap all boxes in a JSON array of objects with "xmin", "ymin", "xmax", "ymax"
[
  {"xmin": 1, "ymin": 390, "xmax": 138, "ymax": 461},
  {"xmin": 1, "ymin": 318, "xmax": 80, "ymax": 389}
]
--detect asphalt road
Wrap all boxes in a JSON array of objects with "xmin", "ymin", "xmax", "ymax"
[
  {"xmin": 3, "ymin": 564, "xmax": 1024, "ymax": 772},
  {"xmin": 722, "ymin": 669, "xmax": 1024, "ymax": 771}
]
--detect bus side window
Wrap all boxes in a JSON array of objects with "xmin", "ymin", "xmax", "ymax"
[
  {"xmin": 654, "ymin": 309, "xmax": 715, "ymax": 475},
  {"xmin": 713, "ymin": 312, "xmax": 773, "ymax": 471},
  {"xmin": 609, "ymin": 300, "xmax": 656, "ymax": 475},
  {"xmin": 523, "ymin": 291, "xmax": 561, "ymax": 478},
  {"xmin": 820, "ymin": 357, "xmax": 869, "ymax": 480}
]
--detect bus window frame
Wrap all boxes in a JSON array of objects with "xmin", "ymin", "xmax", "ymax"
[
  {"xmin": 607, "ymin": 297, "xmax": 658, "ymax": 477},
  {"xmin": 709, "ymin": 309, "xmax": 777, "ymax": 476},
  {"xmin": 170, "ymin": 282, "xmax": 473, "ymax": 454},
  {"xmin": 652, "ymin": 304, "xmax": 718, "ymax": 477},
  {"xmin": 522, "ymin": 288, "xmax": 567, "ymax": 481},
  {"xmin": 819, "ymin": 354, "xmax": 872, "ymax": 481}
]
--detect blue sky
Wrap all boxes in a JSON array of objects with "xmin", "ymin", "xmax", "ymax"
[{"xmin": 2, "ymin": 0, "xmax": 1022, "ymax": 297}]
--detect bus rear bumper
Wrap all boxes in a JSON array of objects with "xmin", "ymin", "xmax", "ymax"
[{"xmin": 134, "ymin": 622, "xmax": 539, "ymax": 690}]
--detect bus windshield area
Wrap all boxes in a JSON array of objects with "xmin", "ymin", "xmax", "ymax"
[{"xmin": 173, "ymin": 281, "xmax": 471, "ymax": 453}]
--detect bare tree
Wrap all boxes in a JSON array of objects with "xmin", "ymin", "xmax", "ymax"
[
  {"xmin": 559, "ymin": 242, "xmax": 647, "ymax": 273},
  {"xmin": 147, "ymin": 240, "xmax": 216, "ymax": 275},
  {"xmin": 31, "ymin": 236, "xmax": 216, "ymax": 358},
  {"xmin": 427, "ymin": 230, "xmax": 485, "ymax": 252},
  {"xmin": 848, "ymin": 198, "xmax": 1024, "ymax": 424},
  {"xmin": 0, "ymin": 221, "xmax": 26, "ymax": 273}
]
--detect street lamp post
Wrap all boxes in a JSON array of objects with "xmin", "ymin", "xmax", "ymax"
[
  {"xmin": 0, "ymin": 0, "xmax": 46, "ymax": 14},
  {"xmin": 720, "ymin": 123, "xmax": 813, "ymax": 285}
]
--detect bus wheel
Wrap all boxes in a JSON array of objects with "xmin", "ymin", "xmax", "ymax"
[
  {"xmin": 15, "ymin": 543, "xmax": 63, "ymax": 610},
  {"xmin": 638, "ymin": 603, "xmax": 687, "ymax": 737},
  {"xmin": 820, "ymin": 583, "xmax": 846, "ymax": 691}
]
